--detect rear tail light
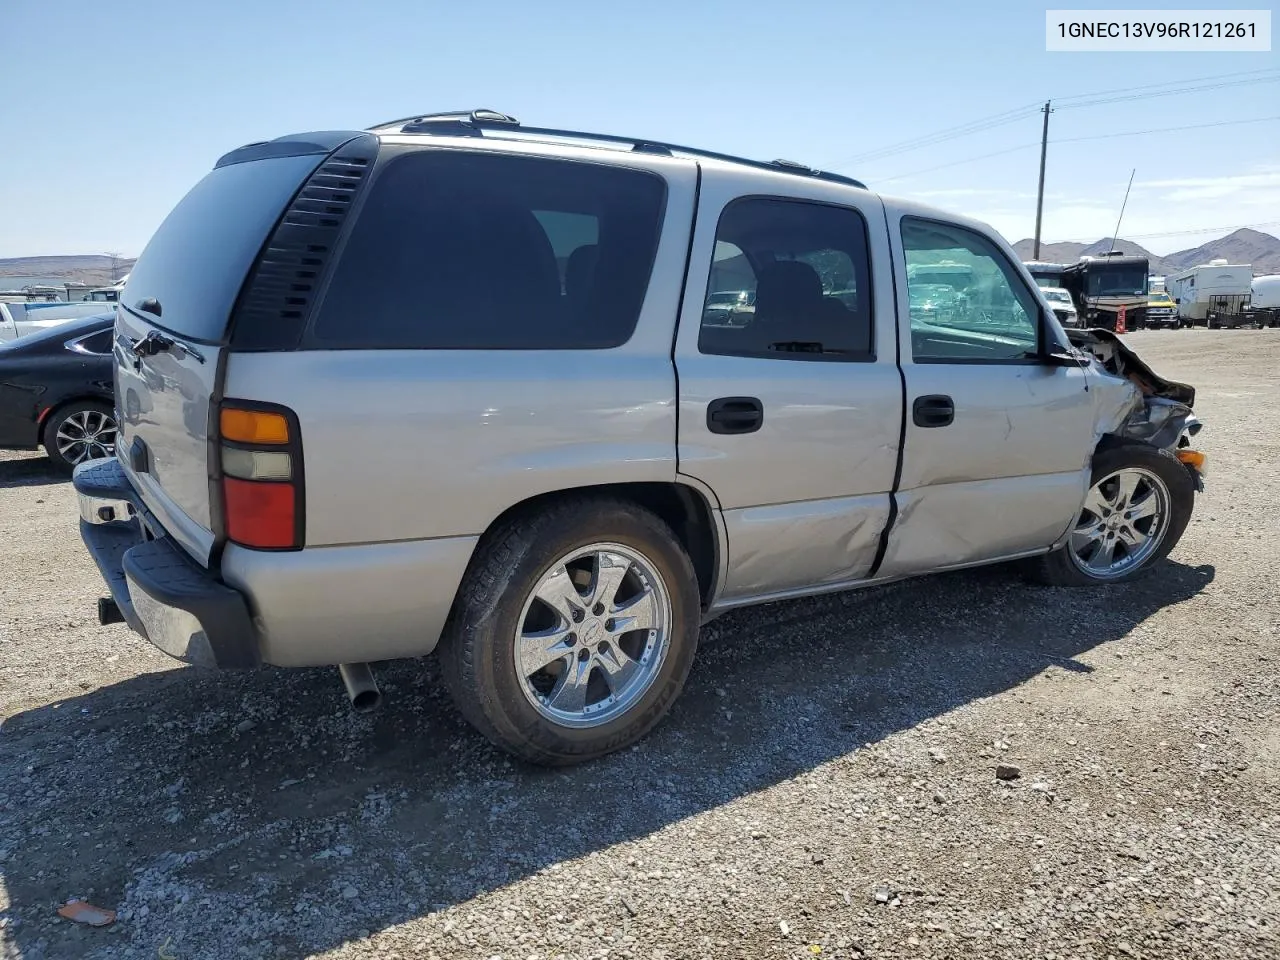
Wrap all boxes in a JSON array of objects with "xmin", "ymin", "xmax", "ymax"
[{"xmin": 218, "ymin": 402, "xmax": 303, "ymax": 550}]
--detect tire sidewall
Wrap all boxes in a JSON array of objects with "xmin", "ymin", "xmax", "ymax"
[
  {"xmin": 1065, "ymin": 443, "xmax": 1195, "ymax": 583},
  {"xmin": 463, "ymin": 501, "xmax": 700, "ymax": 762}
]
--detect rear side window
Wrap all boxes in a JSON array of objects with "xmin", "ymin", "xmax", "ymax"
[
  {"xmin": 311, "ymin": 150, "xmax": 667, "ymax": 350},
  {"xmin": 75, "ymin": 330, "xmax": 114, "ymax": 354},
  {"xmin": 123, "ymin": 154, "xmax": 325, "ymax": 343},
  {"xmin": 697, "ymin": 198, "xmax": 874, "ymax": 361}
]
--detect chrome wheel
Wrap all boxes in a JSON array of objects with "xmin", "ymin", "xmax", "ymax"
[
  {"xmin": 515, "ymin": 543, "xmax": 672, "ymax": 729},
  {"xmin": 1069, "ymin": 467, "xmax": 1170, "ymax": 580},
  {"xmin": 55, "ymin": 409, "xmax": 117, "ymax": 465}
]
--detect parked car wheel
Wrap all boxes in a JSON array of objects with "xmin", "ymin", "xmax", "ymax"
[
  {"xmin": 439, "ymin": 496, "xmax": 701, "ymax": 766},
  {"xmin": 42, "ymin": 401, "xmax": 117, "ymax": 473},
  {"xmin": 1030, "ymin": 442, "xmax": 1194, "ymax": 586}
]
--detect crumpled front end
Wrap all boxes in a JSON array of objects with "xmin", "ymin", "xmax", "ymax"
[{"xmin": 1068, "ymin": 328, "xmax": 1207, "ymax": 488}]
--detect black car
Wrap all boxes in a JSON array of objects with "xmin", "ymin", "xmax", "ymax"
[{"xmin": 0, "ymin": 313, "xmax": 116, "ymax": 472}]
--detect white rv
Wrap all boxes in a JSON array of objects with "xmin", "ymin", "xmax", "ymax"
[
  {"xmin": 1252, "ymin": 275, "xmax": 1280, "ymax": 309},
  {"xmin": 1166, "ymin": 259, "xmax": 1253, "ymax": 327}
]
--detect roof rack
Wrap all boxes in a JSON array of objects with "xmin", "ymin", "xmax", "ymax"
[{"xmin": 366, "ymin": 109, "xmax": 866, "ymax": 190}]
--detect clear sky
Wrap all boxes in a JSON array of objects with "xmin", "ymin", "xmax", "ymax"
[{"xmin": 1, "ymin": 0, "xmax": 1277, "ymax": 259}]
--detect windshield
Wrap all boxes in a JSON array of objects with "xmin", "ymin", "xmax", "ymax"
[
  {"xmin": 1087, "ymin": 266, "xmax": 1147, "ymax": 297},
  {"xmin": 1028, "ymin": 269, "xmax": 1064, "ymax": 288}
]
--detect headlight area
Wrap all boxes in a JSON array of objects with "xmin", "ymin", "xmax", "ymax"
[{"xmin": 1176, "ymin": 448, "xmax": 1208, "ymax": 482}]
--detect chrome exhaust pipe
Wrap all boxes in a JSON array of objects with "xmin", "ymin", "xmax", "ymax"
[{"xmin": 338, "ymin": 663, "xmax": 381, "ymax": 713}]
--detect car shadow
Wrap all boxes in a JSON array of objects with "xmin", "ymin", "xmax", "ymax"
[
  {"xmin": 0, "ymin": 455, "xmax": 66, "ymax": 489},
  {"xmin": 0, "ymin": 559, "xmax": 1214, "ymax": 959}
]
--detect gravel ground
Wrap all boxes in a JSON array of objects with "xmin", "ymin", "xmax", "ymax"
[{"xmin": 1, "ymin": 329, "xmax": 1277, "ymax": 960}]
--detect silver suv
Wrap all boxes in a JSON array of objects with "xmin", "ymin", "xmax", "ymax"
[{"xmin": 73, "ymin": 110, "xmax": 1207, "ymax": 765}]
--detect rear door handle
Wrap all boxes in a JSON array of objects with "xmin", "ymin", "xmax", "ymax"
[
  {"xmin": 913, "ymin": 394, "xmax": 954, "ymax": 428},
  {"xmin": 707, "ymin": 396, "xmax": 763, "ymax": 435}
]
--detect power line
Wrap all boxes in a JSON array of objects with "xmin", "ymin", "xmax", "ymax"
[
  {"xmin": 876, "ymin": 114, "xmax": 1280, "ymax": 183},
  {"xmin": 1056, "ymin": 74, "xmax": 1280, "ymax": 110},
  {"xmin": 1055, "ymin": 114, "xmax": 1280, "ymax": 144},
  {"xmin": 828, "ymin": 104, "xmax": 1042, "ymax": 167},
  {"xmin": 877, "ymin": 143, "xmax": 1038, "ymax": 183},
  {"xmin": 1051, "ymin": 67, "xmax": 1280, "ymax": 104},
  {"xmin": 829, "ymin": 68, "xmax": 1280, "ymax": 170}
]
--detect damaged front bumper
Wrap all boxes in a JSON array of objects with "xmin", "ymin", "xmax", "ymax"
[{"xmin": 1067, "ymin": 327, "xmax": 1208, "ymax": 490}]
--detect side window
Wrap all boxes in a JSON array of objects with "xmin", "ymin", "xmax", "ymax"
[
  {"xmin": 311, "ymin": 151, "xmax": 666, "ymax": 350},
  {"xmin": 901, "ymin": 218, "xmax": 1041, "ymax": 363},
  {"xmin": 698, "ymin": 198, "xmax": 873, "ymax": 361},
  {"xmin": 76, "ymin": 330, "xmax": 114, "ymax": 354}
]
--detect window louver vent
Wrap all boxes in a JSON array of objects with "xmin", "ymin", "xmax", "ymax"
[{"xmin": 229, "ymin": 136, "xmax": 378, "ymax": 350}]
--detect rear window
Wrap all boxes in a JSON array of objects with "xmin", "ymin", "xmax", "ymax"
[
  {"xmin": 123, "ymin": 154, "xmax": 324, "ymax": 343},
  {"xmin": 310, "ymin": 150, "xmax": 667, "ymax": 350}
]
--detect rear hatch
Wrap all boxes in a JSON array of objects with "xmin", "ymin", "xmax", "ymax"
[{"xmin": 113, "ymin": 133, "xmax": 370, "ymax": 565}]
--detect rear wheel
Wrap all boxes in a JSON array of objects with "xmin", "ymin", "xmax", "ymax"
[
  {"xmin": 439, "ymin": 497, "xmax": 700, "ymax": 766},
  {"xmin": 1030, "ymin": 442, "xmax": 1194, "ymax": 586},
  {"xmin": 42, "ymin": 401, "xmax": 116, "ymax": 473}
]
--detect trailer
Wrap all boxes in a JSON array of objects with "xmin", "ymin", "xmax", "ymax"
[
  {"xmin": 1166, "ymin": 260, "xmax": 1253, "ymax": 328},
  {"xmin": 1246, "ymin": 274, "xmax": 1280, "ymax": 327},
  {"xmin": 1060, "ymin": 253, "xmax": 1149, "ymax": 330}
]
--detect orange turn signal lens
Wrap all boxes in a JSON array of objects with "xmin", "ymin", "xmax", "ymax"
[
  {"xmin": 220, "ymin": 408, "xmax": 289, "ymax": 445},
  {"xmin": 1176, "ymin": 450, "xmax": 1206, "ymax": 471}
]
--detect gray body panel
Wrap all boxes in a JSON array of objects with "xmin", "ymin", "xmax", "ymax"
[
  {"xmin": 672, "ymin": 168, "xmax": 902, "ymax": 601},
  {"xmin": 113, "ymin": 306, "xmax": 222, "ymax": 565},
  {"xmin": 220, "ymin": 538, "xmax": 477, "ymax": 666},
  {"xmin": 86, "ymin": 131, "xmax": 1183, "ymax": 670},
  {"xmin": 875, "ymin": 198, "xmax": 1098, "ymax": 577}
]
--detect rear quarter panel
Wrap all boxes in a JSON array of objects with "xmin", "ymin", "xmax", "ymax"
[{"xmin": 220, "ymin": 158, "xmax": 699, "ymax": 548}]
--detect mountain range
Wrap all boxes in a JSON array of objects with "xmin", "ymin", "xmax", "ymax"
[
  {"xmin": 1011, "ymin": 228, "xmax": 1280, "ymax": 277},
  {"xmin": 0, "ymin": 255, "xmax": 136, "ymax": 288}
]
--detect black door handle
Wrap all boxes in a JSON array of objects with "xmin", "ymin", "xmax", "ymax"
[
  {"xmin": 707, "ymin": 396, "xmax": 763, "ymax": 435},
  {"xmin": 913, "ymin": 394, "xmax": 954, "ymax": 428}
]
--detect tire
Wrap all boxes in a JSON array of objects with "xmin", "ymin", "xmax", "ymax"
[
  {"xmin": 439, "ymin": 496, "xmax": 701, "ymax": 766},
  {"xmin": 1029, "ymin": 442, "xmax": 1195, "ymax": 587},
  {"xmin": 42, "ymin": 400, "xmax": 117, "ymax": 474}
]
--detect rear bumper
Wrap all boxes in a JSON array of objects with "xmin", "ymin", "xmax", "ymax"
[{"xmin": 73, "ymin": 458, "xmax": 260, "ymax": 668}]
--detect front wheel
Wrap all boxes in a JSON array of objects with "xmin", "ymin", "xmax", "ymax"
[
  {"xmin": 1030, "ymin": 442, "xmax": 1195, "ymax": 586},
  {"xmin": 439, "ymin": 497, "xmax": 701, "ymax": 766}
]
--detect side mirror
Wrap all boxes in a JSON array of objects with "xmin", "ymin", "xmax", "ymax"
[{"xmin": 1043, "ymin": 350, "xmax": 1082, "ymax": 367}]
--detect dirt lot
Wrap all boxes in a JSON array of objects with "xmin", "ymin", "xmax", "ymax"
[{"xmin": 1, "ymin": 329, "xmax": 1277, "ymax": 960}]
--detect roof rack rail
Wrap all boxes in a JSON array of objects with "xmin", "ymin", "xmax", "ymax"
[{"xmin": 365, "ymin": 109, "xmax": 866, "ymax": 190}]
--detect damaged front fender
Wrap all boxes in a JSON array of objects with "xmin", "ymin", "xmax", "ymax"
[{"xmin": 1067, "ymin": 327, "xmax": 1206, "ymax": 486}]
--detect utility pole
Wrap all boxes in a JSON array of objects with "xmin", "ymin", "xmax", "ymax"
[
  {"xmin": 105, "ymin": 251, "xmax": 123, "ymax": 283},
  {"xmin": 1032, "ymin": 101, "xmax": 1052, "ymax": 260}
]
